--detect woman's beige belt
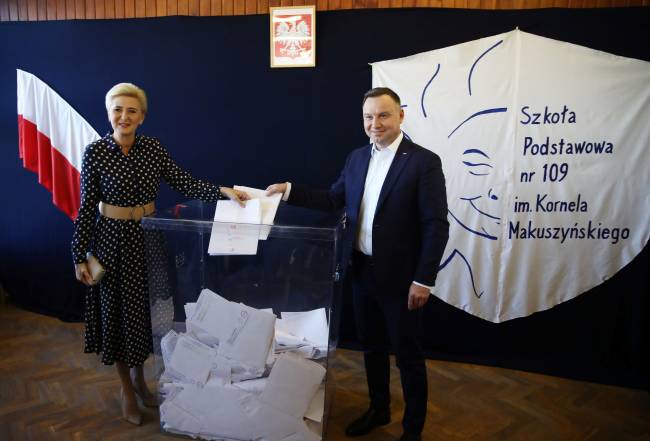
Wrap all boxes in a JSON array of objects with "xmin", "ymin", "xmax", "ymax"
[{"xmin": 99, "ymin": 201, "xmax": 156, "ymax": 221}]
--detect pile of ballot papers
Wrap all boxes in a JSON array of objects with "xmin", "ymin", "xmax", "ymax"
[{"xmin": 158, "ymin": 288, "xmax": 330, "ymax": 441}]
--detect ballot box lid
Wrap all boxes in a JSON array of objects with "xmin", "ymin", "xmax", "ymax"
[{"xmin": 142, "ymin": 199, "xmax": 340, "ymax": 242}]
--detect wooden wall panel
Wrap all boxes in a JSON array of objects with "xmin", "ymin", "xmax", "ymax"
[
  {"xmin": 124, "ymin": 0, "xmax": 134, "ymax": 15},
  {"xmin": 155, "ymin": 0, "xmax": 165, "ymax": 15},
  {"xmin": 25, "ymin": 0, "xmax": 35, "ymax": 20},
  {"xmin": 115, "ymin": 0, "xmax": 125, "ymax": 17},
  {"xmin": 199, "ymin": 0, "xmax": 210, "ymax": 15},
  {"xmin": 46, "ymin": 0, "xmax": 55, "ymax": 18},
  {"xmin": 221, "ymin": 0, "xmax": 232, "ymax": 14},
  {"xmin": 257, "ymin": 0, "xmax": 268, "ymax": 13},
  {"xmin": 54, "ymin": 0, "xmax": 63, "ymax": 19},
  {"xmin": 84, "ymin": 0, "xmax": 93, "ymax": 17},
  {"xmin": 1, "ymin": 0, "xmax": 648, "ymax": 20},
  {"xmin": 176, "ymin": 0, "xmax": 186, "ymax": 14},
  {"xmin": 146, "ymin": 0, "xmax": 156, "ymax": 15},
  {"xmin": 188, "ymin": 0, "xmax": 199, "ymax": 15},
  {"xmin": 18, "ymin": 0, "xmax": 27, "ymax": 19},
  {"xmin": 74, "ymin": 0, "xmax": 84, "ymax": 18},
  {"xmin": 94, "ymin": 0, "xmax": 103, "ymax": 18},
  {"xmin": 36, "ymin": 0, "xmax": 46, "ymax": 19},
  {"xmin": 65, "ymin": 0, "xmax": 74, "ymax": 17},
  {"xmin": 105, "ymin": 0, "xmax": 116, "ymax": 18},
  {"xmin": 133, "ymin": 0, "xmax": 143, "ymax": 15},
  {"xmin": 0, "ymin": 0, "xmax": 9, "ymax": 20},
  {"xmin": 8, "ymin": 0, "xmax": 17, "ymax": 20}
]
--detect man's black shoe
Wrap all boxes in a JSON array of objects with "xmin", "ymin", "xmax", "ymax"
[
  {"xmin": 344, "ymin": 407, "xmax": 391, "ymax": 437},
  {"xmin": 399, "ymin": 432, "xmax": 422, "ymax": 441}
]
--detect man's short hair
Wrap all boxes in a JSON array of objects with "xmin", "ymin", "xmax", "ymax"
[{"xmin": 362, "ymin": 87, "xmax": 401, "ymax": 107}]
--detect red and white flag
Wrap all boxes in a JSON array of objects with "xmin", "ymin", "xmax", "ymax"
[{"xmin": 17, "ymin": 69, "xmax": 100, "ymax": 220}]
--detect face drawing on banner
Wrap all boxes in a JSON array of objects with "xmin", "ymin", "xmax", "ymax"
[
  {"xmin": 373, "ymin": 30, "xmax": 650, "ymax": 321},
  {"xmin": 395, "ymin": 40, "xmax": 508, "ymax": 300}
]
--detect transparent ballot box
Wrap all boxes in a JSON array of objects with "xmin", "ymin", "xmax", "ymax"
[{"xmin": 142, "ymin": 200, "xmax": 341, "ymax": 441}]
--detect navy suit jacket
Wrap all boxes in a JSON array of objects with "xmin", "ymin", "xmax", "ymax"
[{"xmin": 289, "ymin": 137, "xmax": 449, "ymax": 296}]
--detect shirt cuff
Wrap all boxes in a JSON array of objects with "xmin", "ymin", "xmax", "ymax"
[
  {"xmin": 413, "ymin": 281, "xmax": 434, "ymax": 291},
  {"xmin": 282, "ymin": 182, "xmax": 292, "ymax": 201}
]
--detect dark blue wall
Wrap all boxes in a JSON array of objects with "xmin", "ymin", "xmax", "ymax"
[{"xmin": 1, "ymin": 7, "xmax": 648, "ymax": 387}]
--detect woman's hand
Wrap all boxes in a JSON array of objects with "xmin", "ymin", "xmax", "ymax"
[
  {"xmin": 75, "ymin": 262, "xmax": 94, "ymax": 286},
  {"xmin": 220, "ymin": 187, "xmax": 250, "ymax": 207}
]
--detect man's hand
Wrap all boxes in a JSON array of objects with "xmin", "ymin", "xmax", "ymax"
[
  {"xmin": 75, "ymin": 262, "xmax": 94, "ymax": 286},
  {"xmin": 265, "ymin": 183, "xmax": 288, "ymax": 196},
  {"xmin": 407, "ymin": 283, "xmax": 430, "ymax": 310},
  {"xmin": 220, "ymin": 187, "xmax": 250, "ymax": 207}
]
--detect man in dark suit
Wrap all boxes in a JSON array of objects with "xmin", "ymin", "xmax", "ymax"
[{"xmin": 267, "ymin": 87, "xmax": 449, "ymax": 441}]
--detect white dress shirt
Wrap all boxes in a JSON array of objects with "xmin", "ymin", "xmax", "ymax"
[
  {"xmin": 282, "ymin": 131, "xmax": 432, "ymax": 290},
  {"xmin": 356, "ymin": 132, "xmax": 402, "ymax": 256}
]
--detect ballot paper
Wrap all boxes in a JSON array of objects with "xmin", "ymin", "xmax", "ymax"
[
  {"xmin": 274, "ymin": 329, "xmax": 310, "ymax": 357},
  {"xmin": 183, "ymin": 302, "xmax": 195, "ymax": 320},
  {"xmin": 234, "ymin": 185, "xmax": 282, "ymax": 240},
  {"xmin": 231, "ymin": 377, "xmax": 268, "ymax": 395},
  {"xmin": 304, "ymin": 386, "xmax": 325, "ymax": 423},
  {"xmin": 260, "ymin": 353, "xmax": 326, "ymax": 418},
  {"xmin": 207, "ymin": 353, "xmax": 232, "ymax": 386},
  {"xmin": 158, "ymin": 291, "xmax": 329, "ymax": 441},
  {"xmin": 186, "ymin": 289, "xmax": 231, "ymax": 347},
  {"xmin": 159, "ymin": 381, "xmax": 183, "ymax": 402},
  {"xmin": 160, "ymin": 329, "xmax": 179, "ymax": 368},
  {"xmin": 304, "ymin": 419, "xmax": 323, "ymax": 441},
  {"xmin": 277, "ymin": 426, "xmax": 322, "ymax": 441},
  {"xmin": 243, "ymin": 397, "xmax": 323, "ymax": 441},
  {"xmin": 187, "ymin": 326, "xmax": 219, "ymax": 348},
  {"xmin": 197, "ymin": 386, "xmax": 255, "ymax": 440},
  {"xmin": 231, "ymin": 364, "xmax": 267, "ymax": 383},
  {"xmin": 241, "ymin": 395, "xmax": 305, "ymax": 441},
  {"xmin": 208, "ymin": 199, "xmax": 262, "ymax": 255},
  {"xmin": 218, "ymin": 303, "xmax": 276, "ymax": 371},
  {"xmin": 160, "ymin": 399, "xmax": 202, "ymax": 435},
  {"xmin": 168, "ymin": 334, "xmax": 214, "ymax": 386},
  {"xmin": 165, "ymin": 383, "xmax": 257, "ymax": 441},
  {"xmin": 279, "ymin": 308, "xmax": 330, "ymax": 348}
]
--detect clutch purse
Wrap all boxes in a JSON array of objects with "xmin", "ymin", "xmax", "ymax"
[{"xmin": 86, "ymin": 253, "xmax": 105, "ymax": 285}]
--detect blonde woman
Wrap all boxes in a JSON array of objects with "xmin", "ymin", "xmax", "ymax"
[{"xmin": 72, "ymin": 83, "xmax": 247, "ymax": 424}]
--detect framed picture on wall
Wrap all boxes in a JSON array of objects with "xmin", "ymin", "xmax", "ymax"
[{"xmin": 270, "ymin": 5, "xmax": 316, "ymax": 68}]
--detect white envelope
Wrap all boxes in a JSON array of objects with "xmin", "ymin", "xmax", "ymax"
[
  {"xmin": 207, "ymin": 353, "xmax": 232, "ymax": 386},
  {"xmin": 168, "ymin": 334, "xmax": 214, "ymax": 386},
  {"xmin": 218, "ymin": 303, "xmax": 276, "ymax": 371},
  {"xmin": 304, "ymin": 386, "xmax": 325, "ymax": 423},
  {"xmin": 187, "ymin": 289, "xmax": 231, "ymax": 346},
  {"xmin": 231, "ymin": 377, "xmax": 268, "ymax": 395},
  {"xmin": 234, "ymin": 185, "xmax": 282, "ymax": 240},
  {"xmin": 280, "ymin": 308, "xmax": 330, "ymax": 348},
  {"xmin": 160, "ymin": 329, "xmax": 179, "ymax": 367},
  {"xmin": 183, "ymin": 302, "xmax": 195, "ymax": 320},
  {"xmin": 209, "ymin": 199, "xmax": 262, "ymax": 255},
  {"xmin": 260, "ymin": 352, "xmax": 326, "ymax": 418},
  {"xmin": 243, "ymin": 395, "xmax": 305, "ymax": 441},
  {"xmin": 160, "ymin": 400, "xmax": 202, "ymax": 434},
  {"xmin": 195, "ymin": 385, "xmax": 257, "ymax": 440}
]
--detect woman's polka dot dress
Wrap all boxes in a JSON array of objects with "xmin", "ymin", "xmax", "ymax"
[{"xmin": 71, "ymin": 134, "xmax": 222, "ymax": 367}]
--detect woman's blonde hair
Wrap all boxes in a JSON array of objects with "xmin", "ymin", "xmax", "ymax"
[{"xmin": 105, "ymin": 83, "xmax": 148, "ymax": 114}]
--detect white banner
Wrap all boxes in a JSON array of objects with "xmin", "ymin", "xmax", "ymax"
[{"xmin": 372, "ymin": 30, "xmax": 650, "ymax": 322}]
